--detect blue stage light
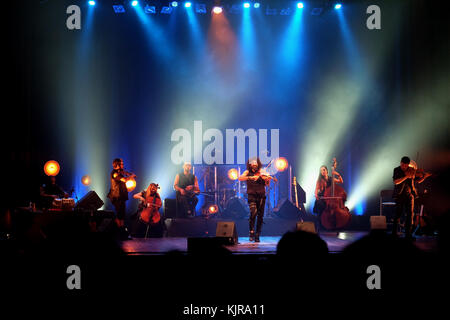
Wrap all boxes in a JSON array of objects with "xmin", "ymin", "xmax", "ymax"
[
  {"xmin": 254, "ymin": 3, "xmax": 260, "ymax": 8},
  {"xmin": 184, "ymin": 2, "xmax": 192, "ymax": 8},
  {"xmin": 131, "ymin": 1, "xmax": 139, "ymax": 7},
  {"xmin": 334, "ymin": 3, "xmax": 342, "ymax": 9},
  {"xmin": 297, "ymin": 2, "xmax": 304, "ymax": 9},
  {"xmin": 113, "ymin": 4, "xmax": 125, "ymax": 13},
  {"xmin": 171, "ymin": 1, "xmax": 178, "ymax": 7},
  {"xmin": 243, "ymin": 2, "xmax": 250, "ymax": 8},
  {"xmin": 88, "ymin": 1, "xmax": 96, "ymax": 6}
]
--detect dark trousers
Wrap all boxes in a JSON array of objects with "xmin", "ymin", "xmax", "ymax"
[
  {"xmin": 248, "ymin": 194, "xmax": 266, "ymax": 235},
  {"xmin": 111, "ymin": 199, "xmax": 126, "ymax": 220},
  {"xmin": 392, "ymin": 193, "xmax": 415, "ymax": 237},
  {"xmin": 176, "ymin": 194, "xmax": 198, "ymax": 217}
]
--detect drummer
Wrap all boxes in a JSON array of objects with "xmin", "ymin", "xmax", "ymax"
[{"xmin": 39, "ymin": 176, "xmax": 69, "ymax": 208}]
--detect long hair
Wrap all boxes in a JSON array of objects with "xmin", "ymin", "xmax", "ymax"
[
  {"xmin": 145, "ymin": 183, "xmax": 159, "ymax": 199},
  {"xmin": 246, "ymin": 157, "xmax": 262, "ymax": 172},
  {"xmin": 316, "ymin": 165, "xmax": 329, "ymax": 191}
]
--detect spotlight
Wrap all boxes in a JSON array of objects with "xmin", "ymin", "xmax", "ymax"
[
  {"xmin": 243, "ymin": 2, "xmax": 250, "ymax": 8},
  {"xmin": 125, "ymin": 178, "xmax": 137, "ymax": 192},
  {"xmin": 113, "ymin": 5, "xmax": 125, "ymax": 13},
  {"xmin": 227, "ymin": 168, "xmax": 239, "ymax": 181},
  {"xmin": 208, "ymin": 204, "xmax": 219, "ymax": 215},
  {"xmin": 275, "ymin": 157, "xmax": 289, "ymax": 172},
  {"xmin": 184, "ymin": 2, "xmax": 192, "ymax": 8},
  {"xmin": 81, "ymin": 175, "xmax": 91, "ymax": 186},
  {"xmin": 334, "ymin": 3, "xmax": 342, "ymax": 9},
  {"xmin": 195, "ymin": 3, "xmax": 207, "ymax": 14},
  {"xmin": 212, "ymin": 6, "xmax": 222, "ymax": 14},
  {"xmin": 145, "ymin": 5, "xmax": 156, "ymax": 13},
  {"xmin": 254, "ymin": 3, "xmax": 260, "ymax": 8},
  {"xmin": 161, "ymin": 6, "xmax": 172, "ymax": 14},
  {"xmin": 171, "ymin": 1, "xmax": 178, "ymax": 7},
  {"xmin": 44, "ymin": 160, "xmax": 61, "ymax": 176},
  {"xmin": 297, "ymin": 2, "xmax": 304, "ymax": 9},
  {"xmin": 131, "ymin": 1, "xmax": 138, "ymax": 7},
  {"xmin": 88, "ymin": 1, "xmax": 96, "ymax": 6}
]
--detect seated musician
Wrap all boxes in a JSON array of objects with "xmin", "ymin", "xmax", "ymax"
[
  {"xmin": 39, "ymin": 176, "xmax": 69, "ymax": 209},
  {"xmin": 173, "ymin": 162, "xmax": 200, "ymax": 218},
  {"xmin": 313, "ymin": 165, "xmax": 343, "ymax": 216},
  {"xmin": 133, "ymin": 183, "xmax": 161, "ymax": 215}
]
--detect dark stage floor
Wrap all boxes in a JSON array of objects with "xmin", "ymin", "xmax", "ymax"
[{"xmin": 120, "ymin": 232, "xmax": 439, "ymax": 255}]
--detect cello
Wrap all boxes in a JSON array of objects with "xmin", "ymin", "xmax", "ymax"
[
  {"xmin": 139, "ymin": 183, "xmax": 162, "ymax": 225},
  {"xmin": 320, "ymin": 158, "xmax": 351, "ymax": 230}
]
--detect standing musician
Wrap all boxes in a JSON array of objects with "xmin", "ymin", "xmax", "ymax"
[
  {"xmin": 313, "ymin": 165, "xmax": 344, "ymax": 217},
  {"xmin": 238, "ymin": 157, "xmax": 276, "ymax": 242},
  {"xmin": 107, "ymin": 158, "xmax": 135, "ymax": 239},
  {"xmin": 173, "ymin": 162, "xmax": 200, "ymax": 218},
  {"xmin": 392, "ymin": 156, "xmax": 432, "ymax": 240}
]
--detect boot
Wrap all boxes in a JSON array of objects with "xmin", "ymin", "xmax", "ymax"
[
  {"xmin": 254, "ymin": 233, "xmax": 260, "ymax": 243},
  {"xmin": 249, "ymin": 231, "xmax": 255, "ymax": 242}
]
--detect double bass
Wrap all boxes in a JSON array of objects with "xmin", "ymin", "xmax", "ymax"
[
  {"xmin": 320, "ymin": 158, "xmax": 351, "ymax": 230},
  {"xmin": 139, "ymin": 184, "xmax": 162, "ymax": 225}
]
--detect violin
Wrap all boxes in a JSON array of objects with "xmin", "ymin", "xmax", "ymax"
[
  {"xmin": 139, "ymin": 184, "xmax": 161, "ymax": 225},
  {"xmin": 320, "ymin": 158, "xmax": 352, "ymax": 230}
]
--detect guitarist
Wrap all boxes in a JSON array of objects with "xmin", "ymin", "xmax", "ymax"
[{"xmin": 173, "ymin": 162, "xmax": 200, "ymax": 217}]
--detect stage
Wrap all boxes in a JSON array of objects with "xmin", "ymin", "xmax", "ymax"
[{"xmin": 120, "ymin": 232, "xmax": 439, "ymax": 255}]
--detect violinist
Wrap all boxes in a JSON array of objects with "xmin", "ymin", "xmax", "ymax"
[
  {"xmin": 313, "ymin": 165, "xmax": 343, "ymax": 217},
  {"xmin": 392, "ymin": 156, "xmax": 432, "ymax": 240},
  {"xmin": 107, "ymin": 158, "xmax": 135, "ymax": 239},
  {"xmin": 238, "ymin": 157, "xmax": 276, "ymax": 242}
]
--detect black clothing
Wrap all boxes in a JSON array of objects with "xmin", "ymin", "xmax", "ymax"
[
  {"xmin": 392, "ymin": 166, "xmax": 417, "ymax": 198},
  {"xmin": 176, "ymin": 173, "xmax": 198, "ymax": 217},
  {"xmin": 107, "ymin": 169, "xmax": 128, "ymax": 201},
  {"xmin": 108, "ymin": 169, "xmax": 129, "ymax": 220},
  {"xmin": 392, "ymin": 167, "xmax": 416, "ymax": 237},
  {"xmin": 246, "ymin": 171, "xmax": 266, "ymax": 195},
  {"xmin": 41, "ymin": 183, "xmax": 66, "ymax": 198},
  {"xmin": 313, "ymin": 177, "xmax": 332, "ymax": 215},
  {"xmin": 246, "ymin": 170, "xmax": 266, "ymax": 237}
]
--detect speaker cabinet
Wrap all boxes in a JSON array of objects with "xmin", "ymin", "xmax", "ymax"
[
  {"xmin": 370, "ymin": 216, "xmax": 387, "ymax": 230},
  {"xmin": 75, "ymin": 191, "xmax": 104, "ymax": 211},
  {"xmin": 296, "ymin": 221, "xmax": 316, "ymax": 234},
  {"xmin": 164, "ymin": 198, "xmax": 177, "ymax": 218},
  {"xmin": 216, "ymin": 221, "xmax": 238, "ymax": 245},
  {"xmin": 273, "ymin": 198, "xmax": 302, "ymax": 219}
]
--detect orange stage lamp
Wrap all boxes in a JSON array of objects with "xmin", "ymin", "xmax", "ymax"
[
  {"xmin": 227, "ymin": 168, "xmax": 238, "ymax": 180},
  {"xmin": 44, "ymin": 160, "xmax": 60, "ymax": 176},
  {"xmin": 208, "ymin": 204, "xmax": 219, "ymax": 214},
  {"xmin": 126, "ymin": 178, "xmax": 137, "ymax": 192},
  {"xmin": 275, "ymin": 157, "xmax": 288, "ymax": 172},
  {"xmin": 81, "ymin": 175, "xmax": 91, "ymax": 186}
]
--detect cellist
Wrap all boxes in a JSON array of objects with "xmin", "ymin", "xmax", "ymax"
[
  {"xmin": 313, "ymin": 165, "xmax": 344, "ymax": 217},
  {"xmin": 133, "ymin": 182, "xmax": 162, "ymax": 225}
]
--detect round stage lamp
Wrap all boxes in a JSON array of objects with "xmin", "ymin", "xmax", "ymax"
[
  {"xmin": 81, "ymin": 175, "xmax": 91, "ymax": 186},
  {"xmin": 212, "ymin": 6, "xmax": 222, "ymax": 14},
  {"xmin": 275, "ymin": 157, "xmax": 288, "ymax": 172},
  {"xmin": 44, "ymin": 160, "xmax": 60, "ymax": 176},
  {"xmin": 208, "ymin": 204, "xmax": 219, "ymax": 214},
  {"xmin": 126, "ymin": 178, "xmax": 137, "ymax": 192},
  {"xmin": 228, "ymin": 168, "xmax": 238, "ymax": 180}
]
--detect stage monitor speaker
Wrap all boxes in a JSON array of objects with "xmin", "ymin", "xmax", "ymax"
[
  {"xmin": 370, "ymin": 216, "xmax": 387, "ymax": 230},
  {"xmin": 296, "ymin": 221, "xmax": 316, "ymax": 234},
  {"xmin": 273, "ymin": 198, "xmax": 302, "ymax": 219},
  {"xmin": 75, "ymin": 191, "xmax": 104, "ymax": 211},
  {"xmin": 164, "ymin": 198, "xmax": 177, "ymax": 218},
  {"xmin": 216, "ymin": 221, "xmax": 238, "ymax": 245},
  {"xmin": 222, "ymin": 197, "xmax": 249, "ymax": 219}
]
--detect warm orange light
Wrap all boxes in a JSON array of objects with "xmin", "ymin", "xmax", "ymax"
[
  {"xmin": 208, "ymin": 204, "xmax": 219, "ymax": 214},
  {"xmin": 44, "ymin": 160, "xmax": 60, "ymax": 176},
  {"xmin": 275, "ymin": 157, "xmax": 288, "ymax": 172},
  {"xmin": 81, "ymin": 175, "xmax": 91, "ymax": 186},
  {"xmin": 126, "ymin": 178, "xmax": 137, "ymax": 192},
  {"xmin": 228, "ymin": 168, "xmax": 239, "ymax": 180},
  {"xmin": 212, "ymin": 6, "xmax": 222, "ymax": 14}
]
